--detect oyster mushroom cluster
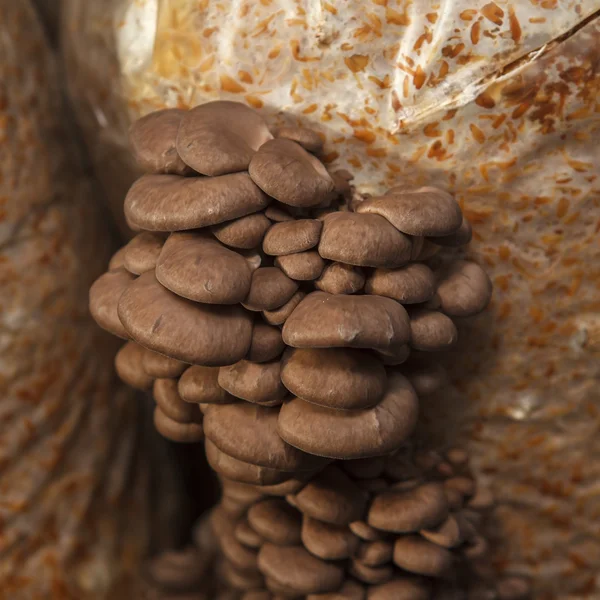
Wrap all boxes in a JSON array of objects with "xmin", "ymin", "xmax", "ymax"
[{"xmin": 89, "ymin": 101, "xmax": 505, "ymax": 597}]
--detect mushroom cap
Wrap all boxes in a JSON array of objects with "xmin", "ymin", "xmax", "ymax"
[
  {"xmin": 265, "ymin": 203, "xmax": 295, "ymax": 222},
  {"xmin": 467, "ymin": 486, "xmax": 495, "ymax": 511},
  {"xmin": 262, "ymin": 291, "xmax": 305, "ymax": 326},
  {"xmin": 218, "ymin": 360, "xmax": 286, "ymax": 406},
  {"xmin": 290, "ymin": 466, "xmax": 368, "ymax": 525},
  {"xmin": 307, "ymin": 581, "xmax": 365, "ymax": 600},
  {"xmin": 129, "ymin": 108, "xmax": 190, "ymax": 175},
  {"xmin": 156, "ymin": 233, "xmax": 252, "ymax": 304},
  {"xmin": 154, "ymin": 407, "xmax": 204, "ymax": 443},
  {"xmin": 262, "ymin": 220, "xmax": 323, "ymax": 256},
  {"xmin": 115, "ymin": 342, "xmax": 154, "ymax": 390},
  {"xmin": 376, "ymin": 344, "xmax": 411, "ymax": 366},
  {"xmin": 366, "ymin": 577, "xmax": 431, "ymax": 600},
  {"xmin": 234, "ymin": 520, "xmax": 264, "ymax": 549},
  {"xmin": 368, "ymin": 483, "xmax": 448, "ymax": 533},
  {"xmin": 341, "ymin": 457, "xmax": 386, "ymax": 480},
  {"xmin": 243, "ymin": 267, "xmax": 299, "ymax": 312},
  {"xmin": 430, "ymin": 216, "xmax": 472, "ymax": 247},
  {"xmin": 250, "ymin": 474, "xmax": 315, "ymax": 497},
  {"xmin": 444, "ymin": 476, "xmax": 476, "ymax": 500},
  {"xmin": 89, "ymin": 268, "xmax": 134, "ymax": 339},
  {"xmin": 249, "ymin": 139, "xmax": 336, "ymax": 208},
  {"xmin": 402, "ymin": 361, "xmax": 447, "ymax": 396},
  {"xmin": 414, "ymin": 239, "xmax": 441, "ymax": 261},
  {"xmin": 280, "ymin": 348, "xmax": 387, "ymax": 410},
  {"xmin": 178, "ymin": 365, "xmax": 235, "ymax": 404},
  {"xmin": 219, "ymin": 531, "xmax": 260, "ymax": 573},
  {"xmin": 282, "ymin": 292, "xmax": 411, "ymax": 352},
  {"xmin": 247, "ymin": 498, "xmax": 302, "ymax": 546},
  {"xmin": 153, "ymin": 378, "xmax": 197, "ymax": 423},
  {"xmin": 409, "ymin": 310, "xmax": 458, "ymax": 351},
  {"xmin": 349, "ymin": 559, "xmax": 393, "ymax": 585},
  {"xmin": 420, "ymin": 514, "xmax": 466, "ymax": 549},
  {"xmin": 355, "ymin": 541, "xmax": 393, "ymax": 567},
  {"xmin": 301, "ymin": 516, "xmax": 360, "ymax": 560},
  {"xmin": 221, "ymin": 479, "xmax": 266, "ymax": 505},
  {"xmin": 142, "ymin": 348, "xmax": 187, "ymax": 378},
  {"xmin": 212, "ymin": 213, "xmax": 272, "ymax": 250},
  {"xmin": 349, "ymin": 521, "xmax": 388, "ymax": 542},
  {"xmin": 275, "ymin": 252, "xmax": 325, "ymax": 281},
  {"xmin": 123, "ymin": 232, "xmax": 165, "ymax": 275},
  {"xmin": 355, "ymin": 187, "xmax": 462, "ymax": 237},
  {"xmin": 275, "ymin": 127, "xmax": 324, "ymax": 153},
  {"xmin": 144, "ymin": 547, "xmax": 207, "ymax": 592},
  {"xmin": 315, "ymin": 262, "xmax": 365, "ymax": 295},
  {"xmin": 278, "ymin": 373, "xmax": 418, "ymax": 460},
  {"xmin": 221, "ymin": 560, "xmax": 264, "ymax": 591},
  {"xmin": 203, "ymin": 403, "xmax": 326, "ymax": 472},
  {"xmin": 176, "ymin": 101, "xmax": 273, "ymax": 176},
  {"xmin": 319, "ymin": 213, "xmax": 412, "ymax": 268},
  {"xmin": 258, "ymin": 544, "xmax": 344, "ymax": 595},
  {"xmin": 124, "ymin": 172, "xmax": 270, "ymax": 232},
  {"xmin": 392, "ymin": 535, "xmax": 453, "ymax": 577},
  {"xmin": 365, "ymin": 264, "xmax": 436, "ymax": 305},
  {"xmin": 247, "ymin": 323, "xmax": 285, "ymax": 363},
  {"xmin": 118, "ymin": 271, "xmax": 253, "ymax": 366},
  {"xmin": 108, "ymin": 246, "xmax": 127, "ymax": 271},
  {"xmin": 436, "ymin": 260, "xmax": 492, "ymax": 318}
]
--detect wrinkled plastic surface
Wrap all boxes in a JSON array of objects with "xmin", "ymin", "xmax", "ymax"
[{"xmin": 61, "ymin": 0, "xmax": 600, "ymax": 597}]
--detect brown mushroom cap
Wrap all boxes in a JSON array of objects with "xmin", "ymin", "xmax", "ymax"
[
  {"xmin": 178, "ymin": 366, "xmax": 235, "ymax": 404},
  {"xmin": 278, "ymin": 373, "xmax": 418, "ymax": 460},
  {"xmin": 123, "ymin": 232, "xmax": 165, "ymax": 275},
  {"xmin": 366, "ymin": 577, "xmax": 431, "ymax": 600},
  {"xmin": 275, "ymin": 127, "xmax": 324, "ymax": 153},
  {"xmin": 89, "ymin": 268, "xmax": 134, "ymax": 339},
  {"xmin": 280, "ymin": 348, "xmax": 387, "ymax": 410},
  {"xmin": 275, "ymin": 252, "xmax": 325, "ymax": 281},
  {"xmin": 262, "ymin": 220, "xmax": 323, "ymax": 256},
  {"xmin": 365, "ymin": 264, "xmax": 436, "ymax": 305},
  {"xmin": 414, "ymin": 239, "xmax": 441, "ymax": 261},
  {"xmin": 129, "ymin": 108, "xmax": 190, "ymax": 175},
  {"xmin": 243, "ymin": 267, "xmax": 299, "ymax": 312},
  {"xmin": 156, "ymin": 233, "xmax": 252, "ymax": 305},
  {"xmin": 234, "ymin": 520, "xmax": 264, "ymax": 549},
  {"xmin": 319, "ymin": 213, "xmax": 412, "ymax": 268},
  {"xmin": 282, "ymin": 292, "xmax": 411, "ymax": 353},
  {"xmin": 436, "ymin": 260, "xmax": 492, "ymax": 318},
  {"xmin": 154, "ymin": 407, "xmax": 204, "ymax": 443},
  {"xmin": 355, "ymin": 187, "xmax": 462, "ymax": 237},
  {"xmin": 349, "ymin": 521, "xmax": 388, "ymax": 542},
  {"xmin": 247, "ymin": 323, "xmax": 285, "ymax": 363},
  {"xmin": 124, "ymin": 172, "xmax": 270, "ymax": 232},
  {"xmin": 142, "ymin": 348, "xmax": 187, "ymax": 378},
  {"xmin": 144, "ymin": 547, "xmax": 207, "ymax": 592},
  {"xmin": 307, "ymin": 581, "xmax": 365, "ymax": 600},
  {"xmin": 221, "ymin": 479, "xmax": 265, "ymax": 505},
  {"xmin": 368, "ymin": 483, "xmax": 448, "ymax": 533},
  {"xmin": 392, "ymin": 535, "xmax": 453, "ymax": 577},
  {"xmin": 341, "ymin": 457, "xmax": 387, "ymax": 480},
  {"xmin": 203, "ymin": 403, "xmax": 325, "ymax": 472},
  {"xmin": 265, "ymin": 203, "xmax": 295, "ymax": 222},
  {"xmin": 250, "ymin": 474, "xmax": 315, "ymax": 497},
  {"xmin": 355, "ymin": 541, "xmax": 393, "ymax": 567},
  {"xmin": 249, "ymin": 139, "xmax": 336, "ymax": 208},
  {"xmin": 420, "ymin": 514, "xmax": 467, "ymax": 549},
  {"xmin": 301, "ymin": 516, "xmax": 360, "ymax": 560},
  {"xmin": 349, "ymin": 559, "xmax": 393, "ymax": 585},
  {"xmin": 402, "ymin": 361, "xmax": 447, "ymax": 396},
  {"xmin": 114, "ymin": 342, "xmax": 153, "ymax": 390},
  {"xmin": 429, "ymin": 216, "xmax": 472, "ymax": 247},
  {"xmin": 108, "ymin": 246, "xmax": 127, "ymax": 271},
  {"xmin": 315, "ymin": 262, "xmax": 365, "ymax": 295},
  {"xmin": 262, "ymin": 291, "xmax": 305, "ymax": 326},
  {"xmin": 218, "ymin": 360, "xmax": 286, "ymax": 406},
  {"xmin": 248, "ymin": 499, "xmax": 302, "ymax": 546},
  {"xmin": 409, "ymin": 310, "xmax": 458, "ymax": 351},
  {"xmin": 221, "ymin": 560, "xmax": 264, "ymax": 591},
  {"xmin": 212, "ymin": 213, "xmax": 272, "ymax": 250},
  {"xmin": 258, "ymin": 544, "xmax": 344, "ymax": 595},
  {"xmin": 118, "ymin": 272, "xmax": 253, "ymax": 366},
  {"xmin": 376, "ymin": 344, "xmax": 411, "ymax": 366},
  {"xmin": 220, "ymin": 530, "xmax": 260, "ymax": 572},
  {"xmin": 176, "ymin": 101, "xmax": 273, "ymax": 176},
  {"xmin": 153, "ymin": 378, "xmax": 197, "ymax": 423}
]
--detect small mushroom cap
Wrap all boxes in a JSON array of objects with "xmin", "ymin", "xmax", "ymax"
[
  {"xmin": 234, "ymin": 520, "xmax": 264, "ymax": 549},
  {"xmin": 154, "ymin": 406, "xmax": 204, "ymax": 443},
  {"xmin": 262, "ymin": 291, "xmax": 305, "ymax": 326},
  {"xmin": 221, "ymin": 560, "xmax": 264, "ymax": 591},
  {"xmin": 301, "ymin": 516, "xmax": 360, "ymax": 560},
  {"xmin": 176, "ymin": 101, "xmax": 273, "ymax": 176},
  {"xmin": 153, "ymin": 378, "xmax": 197, "ymax": 423},
  {"xmin": 402, "ymin": 361, "xmax": 447, "ymax": 396},
  {"xmin": 218, "ymin": 360, "xmax": 286, "ymax": 406},
  {"xmin": 212, "ymin": 213, "xmax": 272, "ymax": 250},
  {"xmin": 249, "ymin": 139, "xmax": 336, "ymax": 208},
  {"xmin": 243, "ymin": 267, "xmax": 299, "ymax": 312},
  {"xmin": 262, "ymin": 220, "xmax": 323, "ymax": 256},
  {"xmin": 315, "ymin": 262, "xmax": 365, "ymax": 295},
  {"xmin": 290, "ymin": 466, "xmax": 368, "ymax": 525},
  {"xmin": 250, "ymin": 474, "xmax": 314, "ymax": 497},
  {"xmin": 355, "ymin": 541, "xmax": 393, "ymax": 567},
  {"xmin": 156, "ymin": 233, "xmax": 252, "ymax": 304},
  {"xmin": 392, "ymin": 535, "xmax": 453, "ymax": 577},
  {"xmin": 248, "ymin": 498, "xmax": 302, "ymax": 546},
  {"xmin": 436, "ymin": 260, "xmax": 492, "ymax": 318},
  {"xmin": 118, "ymin": 271, "xmax": 253, "ymax": 366},
  {"xmin": 89, "ymin": 268, "xmax": 134, "ymax": 339},
  {"xmin": 341, "ymin": 457, "xmax": 386, "ymax": 480},
  {"xmin": 124, "ymin": 172, "xmax": 270, "ymax": 232},
  {"xmin": 247, "ymin": 323, "xmax": 285, "ymax": 363},
  {"xmin": 409, "ymin": 310, "xmax": 458, "ymax": 351},
  {"xmin": 129, "ymin": 108, "xmax": 190, "ymax": 175},
  {"xmin": 280, "ymin": 348, "xmax": 387, "ymax": 410},
  {"xmin": 365, "ymin": 264, "xmax": 436, "ymax": 305},
  {"xmin": 265, "ymin": 203, "xmax": 295, "ymax": 222},
  {"xmin": 444, "ymin": 476, "xmax": 476, "ymax": 500},
  {"xmin": 355, "ymin": 187, "xmax": 462, "ymax": 237},
  {"xmin": 429, "ymin": 216, "xmax": 472, "ymax": 247},
  {"xmin": 366, "ymin": 577, "xmax": 431, "ymax": 600},
  {"xmin": 142, "ymin": 348, "xmax": 187, "ymax": 378},
  {"xmin": 178, "ymin": 366, "xmax": 235, "ymax": 404},
  {"xmin": 144, "ymin": 547, "xmax": 207, "ymax": 591},
  {"xmin": 275, "ymin": 127, "xmax": 324, "ymax": 153},
  {"xmin": 219, "ymin": 530, "xmax": 260, "ymax": 572},
  {"xmin": 282, "ymin": 292, "xmax": 411, "ymax": 352},
  {"xmin": 349, "ymin": 521, "xmax": 388, "ymax": 542},
  {"xmin": 203, "ymin": 403, "xmax": 326, "ymax": 472},
  {"xmin": 349, "ymin": 559, "xmax": 393, "ymax": 585},
  {"xmin": 275, "ymin": 252, "xmax": 325, "ymax": 281},
  {"xmin": 307, "ymin": 580, "xmax": 365, "ymax": 600},
  {"xmin": 420, "ymin": 514, "xmax": 466, "ymax": 549},
  {"xmin": 414, "ymin": 239, "xmax": 441, "ymax": 261},
  {"xmin": 221, "ymin": 479, "xmax": 265, "ymax": 505},
  {"xmin": 108, "ymin": 246, "xmax": 127, "ymax": 271},
  {"xmin": 115, "ymin": 342, "xmax": 154, "ymax": 390},
  {"xmin": 123, "ymin": 232, "xmax": 165, "ymax": 275},
  {"xmin": 278, "ymin": 373, "xmax": 418, "ymax": 460},
  {"xmin": 368, "ymin": 483, "xmax": 448, "ymax": 533},
  {"xmin": 319, "ymin": 213, "xmax": 412, "ymax": 268},
  {"xmin": 376, "ymin": 344, "xmax": 411, "ymax": 366},
  {"xmin": 258, "ymin": 544, "xmax": 344, "ymax": 595}
]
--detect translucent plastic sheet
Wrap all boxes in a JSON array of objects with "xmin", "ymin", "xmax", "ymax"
[{"xmin": 61, "ymin": 1, "xmax": 600, "ymax": 596}]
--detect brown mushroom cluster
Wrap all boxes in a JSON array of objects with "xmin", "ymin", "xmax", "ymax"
[{"xmin": 87, "ymin": 102, "xmax": 523, "ymax": 598}]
